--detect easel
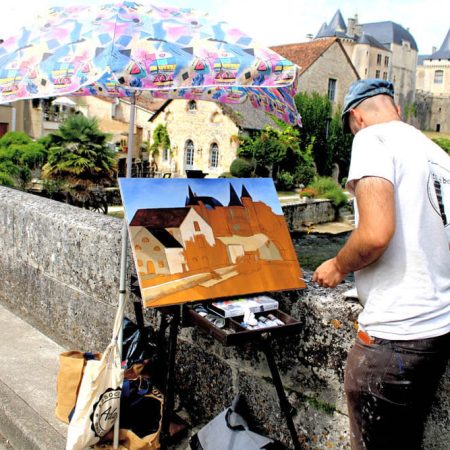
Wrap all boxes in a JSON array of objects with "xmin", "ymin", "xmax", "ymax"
[{"xmin": 154, "ymin": 304, "xmax": 302, "ymax": 450}]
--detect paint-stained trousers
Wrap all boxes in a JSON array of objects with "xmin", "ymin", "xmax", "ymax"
[{"xmin": 344, "ymin": 331, "xmax": 450, "ymax": 450}]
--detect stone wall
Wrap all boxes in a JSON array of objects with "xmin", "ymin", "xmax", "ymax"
[
  {"xmin": 282, "ymin": 199, "xmax": 336, "ymax": 230},
  {"xmin": 0, "ymin": 187, "xmax": 448, "ymax": 449}
]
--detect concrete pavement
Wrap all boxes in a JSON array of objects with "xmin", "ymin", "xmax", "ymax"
[{"xmin": 0, "ymin": 304, "xmax": 67, "ymax": 450}]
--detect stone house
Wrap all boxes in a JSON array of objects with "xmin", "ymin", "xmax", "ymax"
[
  {"xmin": 313, "ymin": 10, "xmax": 418, "ymax": 113},
  {"xmin": 271, "ymin": 38, "xmax": 360, "ymax": 109},
  {"xmin": 149, "ymin": 99, "xmax": 278, "ymax": 177},
  {"xmin": 415, "ymin": 28, "xmax": 450, "ymax": 133}
]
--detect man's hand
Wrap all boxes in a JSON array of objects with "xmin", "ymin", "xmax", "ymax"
[{"xmin": 313, "ymin": 257, "xmax": 347, "ymax": 288}]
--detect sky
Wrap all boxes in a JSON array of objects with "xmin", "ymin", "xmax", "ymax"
[
  {"xmin": 119, "ymin": 178, "xmax": 282, "ymax": 222},
  {"xmin": 1, "ymin": 0, "xmax": 448, "ymax": 56}
]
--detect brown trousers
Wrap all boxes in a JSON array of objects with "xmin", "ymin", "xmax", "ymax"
[{"xmin": 344, "ymin": 331, "xmax": 450, "ymax": 450}]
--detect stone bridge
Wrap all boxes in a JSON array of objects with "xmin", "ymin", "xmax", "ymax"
[{"xmin": 0, "ymin": 186, "xmax": 448, "ymax": 449}]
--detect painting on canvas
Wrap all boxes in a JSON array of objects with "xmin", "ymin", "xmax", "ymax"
[{"xmin": 119, "ymin": 178, "xmax": 305, "ymax": 308}]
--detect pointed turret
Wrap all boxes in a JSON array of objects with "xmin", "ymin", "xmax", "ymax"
[
  {"xmin": 316, "ymin": 22, "xmax": 329, "ymax": 38},
  {"xmin": 228, "ymin": 184, "xmax": 243, "ymax": 206},
  {"xmin": 241, "ymin": 185, "xmax": 252, "ymax": 200},
  {"xmin": 329, "ymin": 9, "xmax": 347, "ymax": 34},
  {"xmin": 430, "ymin": 28, "xmax": 450, "ymax": 60},
  {"xmin": 185, "ymin": 186, "xmax": 199, "ymax": 206}
]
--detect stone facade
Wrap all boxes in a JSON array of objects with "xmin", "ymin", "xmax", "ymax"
[
  {"xmin": 415, "ymin": 91, "xmax": 450, "ymax": 133},
  {"xmin": 150, "ymin": 100, "xmax": 241, "ymax": 177},
  {"xmin": 0, "ymin": 186, "xmax": 449, "ymax": 449}
]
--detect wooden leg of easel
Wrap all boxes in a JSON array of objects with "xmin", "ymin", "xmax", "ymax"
[
  {"xmin": 260, "ymin": 336, "xmax": 302, "ymax": 450},
  {"xmin": 160, "ymin": 306, "xmax": 181, "ymax": 450}
]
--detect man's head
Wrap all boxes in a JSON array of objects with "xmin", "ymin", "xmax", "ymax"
[{"xmin": 341, "ymin": 79, "xmax": 401, "ymax": 135}]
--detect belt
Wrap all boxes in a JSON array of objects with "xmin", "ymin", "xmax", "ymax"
[{"xmin": 357, "ymin": 329, "xmax": 375, "ymax": 345}]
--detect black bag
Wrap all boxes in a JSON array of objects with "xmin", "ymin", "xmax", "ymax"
[{"xmin": 122, "ymin": 295, "xmax": 159, "ymax": 366}]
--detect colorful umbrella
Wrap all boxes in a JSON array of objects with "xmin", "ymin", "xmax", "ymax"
[{"xmin": 0, "ymin": 1, "xmax": 301, "ymax": 125}]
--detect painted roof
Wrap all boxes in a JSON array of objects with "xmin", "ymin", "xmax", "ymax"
[
  {"xmin": 148, "ymin": 228, "xmax": 183, "ymax": 248},
  {"xmin": 361, "ymin": 21, "xmax": 418, "ymax": 51},
  {"xmin": 130, "ymin": 207, "xmax": 190, "ymax": 227}
]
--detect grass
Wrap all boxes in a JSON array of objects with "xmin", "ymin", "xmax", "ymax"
[{"xmin": 423, "ymin": 131, "xmax": 450, "ymax": 140}]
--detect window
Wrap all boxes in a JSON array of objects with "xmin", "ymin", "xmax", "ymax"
[
  {"xmin": 142, "ymin": 237, "xmax": 149, "ymax": 243},
  {"xmin": 384, "ymin": 56, "xmax": 389, "ymax": 67},
  {"xmin": 193, "ymin": 221, "xmax": 200, "ymax": 232},
  {"xmin": 209, "ymin": 143, "xmax": 219, "ymax": 168},
  {"xmin": 327, "ymin": 78, "xmax": 337, "ymax": 102},
  {"xmin": 377, "ymin": 54, "xmax": 382, "ymax": 65},
  {"xmin": 162, "ymin": 148, "xmax": 170, "ymax": 161},
  {"xmin": 158, "ymin": 260, "xmax": 165, "ymax": 268},
  {"xmin": 153, "ymin": 246, "xmax": 161, "ymax": 252},
  {"xmin": 383, "ymin": 72, "xmax": 388, "ymax": 80},
  {"xmin": 375, "ymin": 70, "xmax": 380, "ymax": 78},
  {"xmin": 184, "ymin": 139, "xmax": 195, "ymax": 168},
  {"xmin": 434, "ymin": 70, "xmax": 444, "ymax": 84},
  {"xmin": 188, "ymin": 100, "xmax": 197, "ymax": 111}
]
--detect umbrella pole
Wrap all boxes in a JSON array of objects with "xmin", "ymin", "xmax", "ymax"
[{"xmin": 113, "ymin": 92, "xmax": 136, "ymax": 449}]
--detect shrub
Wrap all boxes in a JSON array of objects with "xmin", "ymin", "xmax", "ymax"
[
  {"xmin": 432, "ymin": 138, "xmax": 450, "ymax": 154},
  {"xmin": 0, "ymin": 171, "xmax": 14, "ymax": 187},
  {"xmin": 230, "ymin": 158, "xmax": 254, "ymax": 177},
  {"xmin": 276, "ymin": 171, "xmax": 295, "ymax": 190},
  {"xmin": 308, "ymin": 176, "xmax": 348, "ymax": 208}
]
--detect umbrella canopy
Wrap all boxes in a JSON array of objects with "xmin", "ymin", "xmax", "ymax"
[{"xmin": 0, "ymin": 1, "xmax": 301, "ymax": 125}]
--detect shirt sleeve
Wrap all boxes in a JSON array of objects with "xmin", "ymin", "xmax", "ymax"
[{"xmin": 346, "ymin": 128, "xmax": 395, "ymax": 195}]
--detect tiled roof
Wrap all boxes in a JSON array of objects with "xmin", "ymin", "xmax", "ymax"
[{"xmin": 271, "ymin": 38, "xmax": 338, "ymax": 75}]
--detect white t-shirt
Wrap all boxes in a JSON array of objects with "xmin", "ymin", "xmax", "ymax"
[{"xmin": 346, "ymin": 121, "xmax": 450, "ymax": 340}]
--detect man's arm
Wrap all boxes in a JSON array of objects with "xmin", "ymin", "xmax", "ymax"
[{"xmin": 313, "ymin": 176, "xmax": 395, "ymax": 287}]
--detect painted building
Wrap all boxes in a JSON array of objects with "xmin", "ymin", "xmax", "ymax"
[{"xmin": 128, "ymin": 183, "xmax": 302, "ymax": 306}]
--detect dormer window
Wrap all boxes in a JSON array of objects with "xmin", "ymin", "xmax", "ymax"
[{"xmin": 188, "ymin": 100, "xmax": 197, "ymax": 111}]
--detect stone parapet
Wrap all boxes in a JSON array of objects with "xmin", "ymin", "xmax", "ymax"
[{"xmin": 0, "ymin": 186, "xmax": 448, "ymax": 449}]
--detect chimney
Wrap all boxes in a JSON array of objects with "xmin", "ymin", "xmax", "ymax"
[{"xmin": 347, "ymin": 18, "xmax": 356, "ymax": 37}]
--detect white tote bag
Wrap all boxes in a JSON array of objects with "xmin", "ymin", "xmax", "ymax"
[{"xmin": 66, "ymin": 301, "xmax": 125, "ymax": 450}]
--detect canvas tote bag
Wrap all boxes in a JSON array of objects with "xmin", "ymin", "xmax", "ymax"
[
  {"xmin": 66, "ymin": 300, "xmax": 125, "ymax": 450},
  {"xmin": 55, "ymin": 351, "xmax": 102, "ymax": 423}
]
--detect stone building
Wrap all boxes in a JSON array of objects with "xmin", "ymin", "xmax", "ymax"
[
  {"xmin": 271, "ymin": 37, "xmax": 360, "ymax": 109},
  {"xmin": 314, "ymin": 10, "xmax": 418, "ymax": 113},
  {"xmin": 415, "ymin": 28, "xmax": 450, "ymax": 133},
  {"xmin": 0, "ymin": 100, "xmax": 30, "ymax": 137},
  {"xmin": 148, "ymin": 99, "xmax": 277, "ymax": 177}
]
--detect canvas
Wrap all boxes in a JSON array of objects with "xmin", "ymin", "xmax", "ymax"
[{"xmin": 119, "ymin": 178, "xmax": 305, "ymax": 308}]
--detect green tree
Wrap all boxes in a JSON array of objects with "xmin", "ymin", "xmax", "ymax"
[
  {"xmin": 295, "ymin": 92, "xmax": 333, "ymax": 176},
  {"xmin": 235, "ymin": 122, "xmax": 315, "ymax": 186},
  {"xmin": 150, "ymin": 124, "xmax": 171, "ymax": 157},
  {"xmin": 327, "ymin": 110, "xmax": 353, "ymax": 180},
  {"xmin": 42, "ymin": 114, "xmax": 116, "ymax": 201}
]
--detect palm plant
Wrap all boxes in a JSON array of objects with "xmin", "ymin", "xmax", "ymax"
[{"xmin": 42, "ymin": 114, "xmax": 116, "ymax": 202}]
